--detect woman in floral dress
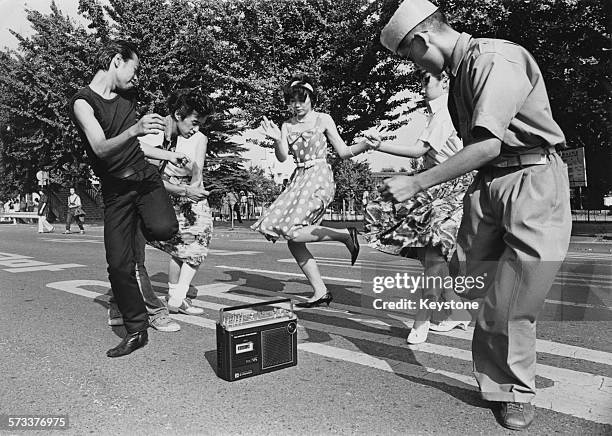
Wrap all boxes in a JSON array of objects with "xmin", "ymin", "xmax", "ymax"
[
  {"xmin": 141, "ymin": 89, "xmax": 215, "ymax": 315},
  {"xmin": 365, "ymin": 72, "xmax": 472, "ymax": 344},
  {"xmin": 253, "ymin": 74, "xmax": 374, "ymax": 308}
]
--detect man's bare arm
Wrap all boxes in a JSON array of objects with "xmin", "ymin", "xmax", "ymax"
[{"xmin": 72, "ymin": 99, "xmax": 165, "ymax": 159}]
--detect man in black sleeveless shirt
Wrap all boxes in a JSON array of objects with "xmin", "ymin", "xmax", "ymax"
[{"xmin": 70, "ymin": 40, "xmax": 187, "ymax": 357}]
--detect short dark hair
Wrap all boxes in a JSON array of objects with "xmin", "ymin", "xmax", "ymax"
[
  {"xmin": 416, "ymin": 69, "xmax": 443, "ymax": 84},
  {"xmin": 166, "ymin": 88, "xmax": 215, "ymax": 120},
  {"xmin": 94, "ymin": 40, "xmax": 139, "ymax": 72},
  {"xmin": 283, "ymin": 74, "xmax": 318, "ymax": 105}
]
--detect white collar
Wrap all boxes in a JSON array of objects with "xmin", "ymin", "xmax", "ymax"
[{"xmin": 426, "ymin": 93, "xmax": 448, "ymax": 115}]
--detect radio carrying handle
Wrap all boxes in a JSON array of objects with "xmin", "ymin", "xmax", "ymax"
[{"xmin": 218, "ymin": 298, "xmax": 294, "ymax": 321}]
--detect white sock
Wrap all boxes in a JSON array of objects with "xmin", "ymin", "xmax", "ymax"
[
  {"xmin": 176, "ymin": 264, "xmax": 197, "ymax": 300},
  {"xmin": 167, "ymin": 282, "xmax": 181, "ymax": 307}
]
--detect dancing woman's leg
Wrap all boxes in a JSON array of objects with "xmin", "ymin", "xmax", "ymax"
[
  {"xmin": 287, "ymin": 240, "xmax": 327, "ymax": 301},
  {"xmin": 173, "ymin": 263, "xmax": 198, "ymax": 301},
  {"xmin": 289, "ymin": 225, "xmax": 350, "ymax": 244},
  {"xmin": 413, "ymin": 246, "xmax": 438, "ymax": 328}
]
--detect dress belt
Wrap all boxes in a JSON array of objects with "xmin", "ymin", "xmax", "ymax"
[
  {"xmin": 489, "ymin": 146, "xmax": 557, "ymax": 168},
  {"xmin": 296, "ymin": 158, "xmax": 327, "ymax": 169}
]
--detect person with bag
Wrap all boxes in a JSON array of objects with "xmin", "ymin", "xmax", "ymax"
[
  {"xmin": 64, "ymin": 187, "xmax": 85, "ymax": 234},
  {"xmin": 37, "ymin": 190, "xmax": 54, "ymax": 233}
]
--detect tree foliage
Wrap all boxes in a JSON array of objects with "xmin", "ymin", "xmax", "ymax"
[
  {"xmin": 0, "ymin": 0, "xmax": 609, "ymax": 206},
  {"xmin": 437, "ymin": 0, "xmax": 611, "ymax": 206}
]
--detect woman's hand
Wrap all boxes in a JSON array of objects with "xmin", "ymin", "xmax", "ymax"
[
  {"xmin": 362, "ymin": 125, "xmax": 387, "ymax": 150},
  {"xmin": 260, "ymin": 116, "xmax": 281, "ymax": 142}
]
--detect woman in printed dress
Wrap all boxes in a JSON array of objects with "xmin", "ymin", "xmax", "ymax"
[
  {"xmin": 253, "ymin": 74, "xmax": 375, "ymax": 308},
  {"xmin": 365, "ymin": 72, "xmax": 472, "ymax": 344},
  {"xmin": 141, "ymin": 89, "xmax": 215, "ymax": 315}
]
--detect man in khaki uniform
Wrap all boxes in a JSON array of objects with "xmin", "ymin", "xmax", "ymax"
[{"xmin": 377, "ymin": 0, "xmax": 571, "ymax": 430}]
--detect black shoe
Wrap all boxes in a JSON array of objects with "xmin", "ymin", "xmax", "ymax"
[
  {"xmin": 347, "ymin": 227, "xmax": 360, "ymax": 266},
  {"xmin": 496, "ymin": 402, "xmax": 535, "ymax": 431},
  {"xmin": 295, "ymin": 293, "xmax": 333, "ymax": 308},
  {"xmin": 106, "ymin": 330, "xmax": 148, "ymax": 358}
]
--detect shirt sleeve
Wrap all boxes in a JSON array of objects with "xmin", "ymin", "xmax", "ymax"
[
  {"xmin": 469, "ymin": 53, "xmax": 532, "ymax": 141},
  {"xmin": 138, "ymin": 131, "xmax": 164, "ymax": 148},
  {"xmin": 418, "ymin": 109, "xmax": 456, "ymax": 152}
]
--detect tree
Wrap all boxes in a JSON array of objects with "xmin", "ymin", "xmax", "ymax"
[
  {"xmin": 0, "ymin": 0, "xmax": 608, "ymax": 207},
  {"xmin": 437, "ymin": 0, "xmax": 611, "ymax": 207},
  {"xmin": 0, "ymin": 2, "xmax": 98, "ymax": 195},
  {"xmin": 332, "ymin": 159, "xmax": 374, "ymax": 207}
]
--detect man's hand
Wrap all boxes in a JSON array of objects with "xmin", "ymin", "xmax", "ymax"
[
  {"xmin": 169, "ymin": 152, "xmax": 190, "ymax": 167},
  {"xmin": 130, "ymin": 114, "xmax": 166, "ymax": 137},
  {"xmin": 185, "ymin": 185, "xmax": 208, "ymax": 202},
  {"xmin": 380, "ymin": 175, "xmax": 422, "ymax": 202}
]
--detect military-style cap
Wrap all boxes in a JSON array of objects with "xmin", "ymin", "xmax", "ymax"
[{"xmin": 380, "ymin": 0, "xmax": 439, "ymax": 53}]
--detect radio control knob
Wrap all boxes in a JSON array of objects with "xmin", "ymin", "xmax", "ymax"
[{"xmin": 287, "ymin": 322, "xmax": 297, "ymax": 334}]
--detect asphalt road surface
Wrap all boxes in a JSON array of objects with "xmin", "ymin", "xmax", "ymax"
[{"xmin": 0, "ymin": 223, "xmax": 610, "ymax": 435}]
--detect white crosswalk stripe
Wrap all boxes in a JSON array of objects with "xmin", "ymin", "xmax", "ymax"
[
  {"xmin": 232, "ymin": 263, "xmax": 612, "ymax": 312},
  {"xmin": 45, "ymin": 279, "xmax": 612, "ymax": 425}
]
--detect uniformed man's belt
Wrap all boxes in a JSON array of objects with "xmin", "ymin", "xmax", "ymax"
[{"xmin": 490, "ymin": 146, "xmax": 557, "ymax": 168}]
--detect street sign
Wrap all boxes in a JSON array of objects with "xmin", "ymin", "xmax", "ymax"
[{"xmin": 559, "ymin": 147, "xmax": 587, "ymax": 187}]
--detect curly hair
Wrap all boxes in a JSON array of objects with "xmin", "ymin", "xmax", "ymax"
[{"xmin": 166, "ymin": 88, "xmax": 215, "ymax": 120}]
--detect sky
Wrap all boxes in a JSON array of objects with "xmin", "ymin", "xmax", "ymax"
[
  {"xmin": 0, "ymin": 0, "xmax": 86, "ymax": 50},
  {"xmin": 0, "ymin": 0, "xmax": 423, "ymax": 177}
]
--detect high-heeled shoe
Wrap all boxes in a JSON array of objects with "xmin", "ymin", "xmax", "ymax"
[
  {"xmin": 406, "ymin": 321, "xmax": 430, "ymax": 344},
  {"xmin": 429, "ymin": 320, "xmax": 470, "ymax": 332},
  {"xmin": 295, "ymin": 293, "xmax": 333, "ymax": 308},
  {"xmin": 347, "ymin": 227, "xmax": 360, "ymax": 266}
]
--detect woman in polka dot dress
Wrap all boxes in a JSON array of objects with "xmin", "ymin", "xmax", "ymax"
[{"xmin": 252, "ymin": 75, "xmax": 375, "ymax": 308}]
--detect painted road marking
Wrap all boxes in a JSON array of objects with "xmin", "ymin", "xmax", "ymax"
[
  {"xmin": 43, "ymin": 279, "xmax": 612, "ymax": 425},
  {"xmin": 216, "ymin": 265, "xmax": 362, "ymax": 284},
  {"xmin": 299, "ymin": 343, "xmax": 612, "ymax": 426},
  {"xmin": 41, "ymin": 238, "xmax": 103, "ymax": 244},
  {"xmin": 388, "ymin": 315, "xmax": 612, "ymax": 367},
  {"xmin": 0, "ymin": 251, "xmax": 85, "ymax": 273},
  {"xmin": 43, "ymin": 279, "xmax": 612, "ymax": 424},
  {"xmin": 148, "ymin": 281, "xmax": 274, "ymax": 305},
  {"xmin": 44, "ymin": 279, "xmax": 612, "ymax": 369},
  {"xmin": 277, "ymin": 256, "xmax": 612, "ymax": 294}
]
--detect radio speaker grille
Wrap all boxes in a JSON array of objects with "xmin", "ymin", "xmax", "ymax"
[{"xmin": 261, "ymin": 326, "xmax": 293, "ymax": 369}]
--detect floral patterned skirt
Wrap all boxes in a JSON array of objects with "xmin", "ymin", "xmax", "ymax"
[
  {"xmin": 364, "ymin": 172, "xmax": 474, "ymax": 261},
  {"xmin": 148, "ymin": 185, "xmax": 213, "ymax": 267}
]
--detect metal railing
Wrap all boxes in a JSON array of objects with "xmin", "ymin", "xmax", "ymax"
[{"xmin": 571, "ymin": 210, "xmax": 612, "ymax": 222}]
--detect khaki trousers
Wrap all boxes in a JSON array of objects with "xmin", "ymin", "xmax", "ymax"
[{"xmin": 451, "ymin": 153, "xmax": 571, "ymax": 402}]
